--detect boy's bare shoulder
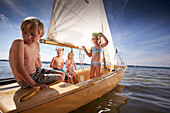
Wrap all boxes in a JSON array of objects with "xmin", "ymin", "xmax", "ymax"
[
  {"xmin": 9, "ymin": 39, "xmax": 25, "ymax": 54},
  {"xmin": 10, "ymin": 39, "xmax": 24, "ymax": 48},
  {"xmin": 12, "ymin": 39, "xmax": 24, "ymax": 45},
  {"xmin": 13, "ymin": 39, "xmax": 23, "ymax": 42},
  {"xmin": 52, "ymin": 56, "xmax": 58, "ymax": 60}
]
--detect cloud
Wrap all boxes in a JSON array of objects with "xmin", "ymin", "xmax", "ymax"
[
  {"xmin": 0, "ymin": 13, "xmax": 18, "ymax": 29},
  {"xmin": 138, "ymin": 35, "xmax": 170, "ymax": 45},
  {"xmin": 36, "ymin": 0, "xmax": 53, "ymax": 18},
  {"xmin": 0, "ymin": 14, "xmax": 9, "ymax": 23},
  {"xmin": 129, "ymin": 34, "xmax": 170, "ymax": 50},
  {"xmin": 3, "ymin": 0, "xmax": 26, "ymax": 16},
  {"xmin": 117, "ymin": 14, "xmax": 170, "ymax": 44},
  {"xmin": 127, "ymin": 53, "xmax": 170, "ymax": 67},
  {"xmin": 0, "ymin": 13, "xmax": 10, "ymax": 27},
  {"xmin": 121, "ymin": 44, "xmax": 170, "ymax": 67}
]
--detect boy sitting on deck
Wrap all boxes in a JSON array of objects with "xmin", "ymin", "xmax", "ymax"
[
  {"xmin": 50, "ymin": 48, "xmax": 69, "ymax": 82},
  {"xmin": 9, "ymin": 17, "xmax": 65, "ymax": 89}
]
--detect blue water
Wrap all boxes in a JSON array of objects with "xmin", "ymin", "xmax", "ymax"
[
  {"xmin": 72, "ymin": 66, "xmax": 170, "ymax": 113},
  {"xmin": 0, "ymin": 61, "xmax": 170, "ymax": 113}
]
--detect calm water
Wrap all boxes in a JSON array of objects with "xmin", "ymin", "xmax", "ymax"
[{"xmin": 0, "ymin": 61, "xmax": 170, "ymax": 113}]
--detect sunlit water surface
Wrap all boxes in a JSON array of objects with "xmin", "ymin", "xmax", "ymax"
[{"xmin": 0, "ymin": 61, "xmax": 170, "ymax": 113}]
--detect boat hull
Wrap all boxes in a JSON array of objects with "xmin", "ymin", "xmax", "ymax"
[{"xmin": 0, "ymin": 66, "xmax": 126, "ymax": 113}]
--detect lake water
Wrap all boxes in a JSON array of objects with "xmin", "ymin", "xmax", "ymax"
[{"xmin": 0, "ymin": 61, "xmax": 170, "ymax": 113}]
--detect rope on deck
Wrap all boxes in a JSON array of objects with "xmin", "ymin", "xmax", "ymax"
[{"xmin": 17, "ymin": 80, "xmax": 60, "ymax": 103}]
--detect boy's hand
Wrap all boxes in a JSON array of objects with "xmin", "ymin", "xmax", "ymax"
[
  {"xmin": 33, "ymin": 83, "xmax": 48, "ymax": 89},
  {"xmin": 57, "ymin": 65, "xmax": 62, "ymax": 70}
]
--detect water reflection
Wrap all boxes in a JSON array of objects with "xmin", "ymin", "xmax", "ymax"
[{"xmin": 70, "ymin": 85, "xmax": 128, "ymax": 113}]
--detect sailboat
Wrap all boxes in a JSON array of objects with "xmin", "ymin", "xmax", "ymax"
[{"xmin": 0, "ymin": 0, "xmax": 127, "ymax": 113}]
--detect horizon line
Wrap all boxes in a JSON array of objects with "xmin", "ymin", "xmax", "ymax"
[{"xmin": 0, "ymin": 59, "xmax": 170, "ymax": 68}]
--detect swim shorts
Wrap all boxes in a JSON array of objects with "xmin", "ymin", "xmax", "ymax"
[
  {"xmin": 17, "ymin": 67, "xmax": 58, "ymax": 88},
  {"xmin": 53, "ymin": 68, "xmax": 69, "ymax": 80}
]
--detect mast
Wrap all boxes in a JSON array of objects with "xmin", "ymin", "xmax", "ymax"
[{"xmin": 101, "ymin": 24, "xmax": 107, "ymax": 69}]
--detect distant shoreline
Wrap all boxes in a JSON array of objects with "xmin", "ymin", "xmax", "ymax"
[
  {"xmin": 1, "ymin": 59, "xmax": 170, "ymax": 69},
  {"xmin": 0, "ymin": 59, "xmax": 90, "ymax": 66},
  {"xmin": 127, "ymin": 65, "xmax": 170, "ymax": 69}
]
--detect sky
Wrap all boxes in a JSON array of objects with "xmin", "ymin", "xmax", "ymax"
[{"xmin": 0, "ymin": 0, "xmax": 170, "ymax": 67}]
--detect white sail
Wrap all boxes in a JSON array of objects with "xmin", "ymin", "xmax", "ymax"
[{"xmin": 47, "ymin": 0, "xmax": 117, "ymax": 65}]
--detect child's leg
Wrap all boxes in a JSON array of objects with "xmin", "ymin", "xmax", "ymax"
[
  {"xmin": 70, "ymin": 70, "xmax": 79, "ymax": 84},
  {"xmin": 90, "ymin": 64, "xmax": 95, "ymax": 79},
  {"xmin": 74, "ymin": 72, "xmax": 79, "ymax": 83},
  {"xmin": 42, "ymin": 68, "xmax": 65, "ymax": 82},
  {"xmin": 69, "ymin": 75, "xmax": 74, "ymax": 84},
  {"xmin": 52, "ymin": 71, "xmax": 65, "ymax": 82},
  {"xmin": 60, "ymin": 69, "xmax": 69, "ymax": 82},
  {"xmin": 96, "ymin": 64, "xmax": 101, "ymax": 77}
]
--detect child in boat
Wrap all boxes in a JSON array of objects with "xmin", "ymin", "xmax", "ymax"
[
  {"xmin": 66, "ymin": 51, "xmax": 79, "ymax": 84},
  {"xmin": 82, "ymin": 32, "xmax": 108, "ymax": 79},
  {"xmin": 9, "ymin": 17, "xmax": 65, "ymax": 89},
  {"xmin": 50, "ymin": 48, "xmax": 69, "ymax": 82}
]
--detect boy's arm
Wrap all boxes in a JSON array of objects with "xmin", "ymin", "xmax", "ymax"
[
  {"xmin": 50, "ymin": 57, "xmax": 57, "ymax": 69},
  {"xmin": 36, "ymin": 54, "xmax": 42, "ymax": 68},
  {"xmin": 82, "ymin": 46, "xmax": 92, "ymax": 57},
  {"xmin": 99, "ymin": 33, "xmax": 109, "ymax": 48},
  {"xmin": 14, "ymin": 40, "xmax": 36, "ymax": 87}
]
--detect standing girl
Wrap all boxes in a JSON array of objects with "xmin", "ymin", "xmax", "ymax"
[{"xmin": 82, "ymin": 33, "xmax": 108, "ymax": 79}]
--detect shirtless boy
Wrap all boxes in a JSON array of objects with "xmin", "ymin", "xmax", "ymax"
[
  {"xmin": 50, "ymin": 48, "xmax": 69, "ymax": 82},
  {"xmin": 9, "ymin": 17, "xmax": 64, "ymax": 89}
]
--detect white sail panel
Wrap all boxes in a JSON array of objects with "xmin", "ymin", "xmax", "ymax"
[{"xmin": 47, "ymin": 0, "xmax": 117, "ymax": 64}]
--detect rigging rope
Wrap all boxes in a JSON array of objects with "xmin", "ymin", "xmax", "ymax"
[
  {"xmin": 115, "ymin": 49, "xmax": 125, "ymax": 66},
  {"xmin": 79, "ymin": 50, "xmax": 87, "ymax": 81}
]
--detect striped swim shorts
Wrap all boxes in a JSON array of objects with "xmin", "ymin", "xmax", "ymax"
[{"xmin": 17, "ymin": 67, "xmax": 58, "ymax": 88}]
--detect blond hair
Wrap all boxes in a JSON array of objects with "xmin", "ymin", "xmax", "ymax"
[
  {"xmin": 20, "ymin": 17, "xmax": 45, "ymax": 37},
  {"xmin": 67, "ymin": 51, "xmax": 74, "ymax": 60},
  {"xmin": 55, "ymin": 48, "xmax": 64, "ymax": 51}
]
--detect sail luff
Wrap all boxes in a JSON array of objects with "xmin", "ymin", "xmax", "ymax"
[
  {"xmin": 99, "ymin": 0, "xmax": 117, "ymax": 65},
  {"xmin": 47, "ymin": 0, "xmax": 56, "ymax": 40}
]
